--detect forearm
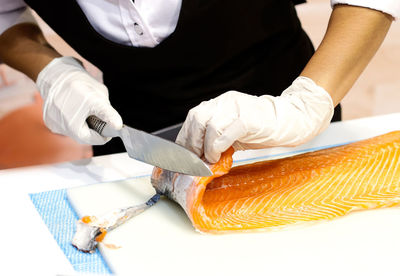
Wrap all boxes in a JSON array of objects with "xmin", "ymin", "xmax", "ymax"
[
  {"xmin": 0, "ymin": 23, "xmax": 61, "ymax": 81},
  {"xmin": 300, "ymin": 4, "xmax": 393, "ymax": 106}
]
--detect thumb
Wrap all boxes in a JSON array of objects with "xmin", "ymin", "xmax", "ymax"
[
  {"xmin": 79, "ymin": 103, "xmax": 123, "ymax": 145},
  {"xmin": 93, "ymin": 103, "xmax": 123, "ymax": 130}
]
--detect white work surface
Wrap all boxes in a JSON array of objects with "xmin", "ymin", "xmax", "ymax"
[{"xmin": 1, "ymin": 113, "xmax": 400, "ymax": 276}]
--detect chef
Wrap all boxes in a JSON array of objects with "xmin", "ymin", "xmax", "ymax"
[{"xmin": 0, "ymin": 1, "xmax": 398, "ymax": 163}]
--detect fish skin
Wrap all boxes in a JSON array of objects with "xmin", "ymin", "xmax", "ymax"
[{"xmin": 151, "ymin": 132, "xmax": 400, "ymax": 233}]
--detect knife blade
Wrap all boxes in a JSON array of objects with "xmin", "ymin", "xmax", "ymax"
[{"xmin": 87, "ymin": 116, "xmax": 213, "ymax": 176}]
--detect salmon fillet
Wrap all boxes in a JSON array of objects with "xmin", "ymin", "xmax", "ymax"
[{"xmin": 151, "ymin": 131, "xmax": 400, "ymax": 233}]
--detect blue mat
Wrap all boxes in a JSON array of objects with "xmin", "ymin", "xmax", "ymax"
[{"xmin": 30, "ymin": 189, "xmax": 111, "ymax": 274}]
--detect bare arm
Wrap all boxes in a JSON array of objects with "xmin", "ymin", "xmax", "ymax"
[
  {"xmin": 0, "ymin": 23, "xmax": 61, "ymax": 81},
  {"xmin": 301, "ymin": 4, "xmax": 393, "ymax": 106}
]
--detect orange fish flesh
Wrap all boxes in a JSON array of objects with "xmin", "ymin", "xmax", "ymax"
[{"xmin": 151, "ymin": 131, "xmax": 400, "ymax": 233}]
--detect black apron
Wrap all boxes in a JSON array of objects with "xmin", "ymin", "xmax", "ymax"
[{"xmin": 25, "ymin": 0, "xmax": 341, "ymax": 155}]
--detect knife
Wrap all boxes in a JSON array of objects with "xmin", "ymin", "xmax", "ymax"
[{"xmin": 87, "ymin": 116, "xmax": 213, "ymax": 176}]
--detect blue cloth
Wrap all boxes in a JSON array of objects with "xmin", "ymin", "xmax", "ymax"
[{"xmin": 29, "ymin": 189, "xmax": 111, "ymax": 274}]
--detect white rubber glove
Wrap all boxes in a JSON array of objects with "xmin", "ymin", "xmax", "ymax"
[
  {"xmin": 36, "ymin": 56, "xmax": 123, "ymax": 145},
  {"xmin": 176, "ymin": 76, "xmax": 334, "ymax": 163}
]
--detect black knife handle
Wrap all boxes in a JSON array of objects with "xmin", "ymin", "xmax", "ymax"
[
  {"xmin": 86, "ymin": 115, "xmax": 119, "ymax": 137},
  {"xmin": 87, "ymin": 115, "xmax": 107, "ymax": 135}
]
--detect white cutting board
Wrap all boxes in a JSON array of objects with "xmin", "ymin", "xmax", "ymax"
[{"xmin": 67, "ymin": 114, "xmax": 400, "ymax": 276}]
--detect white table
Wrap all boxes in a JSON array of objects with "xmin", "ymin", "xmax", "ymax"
[{"xmin": 1, "ymin": 113, "xmax": 400, "ymax": 276}]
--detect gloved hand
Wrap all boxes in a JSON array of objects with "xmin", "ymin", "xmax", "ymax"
[
  {"xmin": 36, "ymin": 56, "xmax": 123, "ymax": 145},
  {"xmin": 176, "ymin": 76, "xmax": 334, "ymax": 163}
]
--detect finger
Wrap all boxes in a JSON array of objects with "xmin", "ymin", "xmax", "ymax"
[
  {"xmin": 176, "ymin": 100, "xmax": 216, "ymax": 157},
  {"xmin": 203, "ymin": 123, "xmax": 222, "ymax": 163},
  {"xmin": 77, "ymin": 124, "xmax": 110, "ymax": 145},
  {"xmin": 94, "ymin": 103, "xmax": 123, "ymax": 130},
  {"xmin": 205, "ymin": 119, "xmax": 247, "ymax": 163},
  {"xmin": 78, "ymin": 103, "xmax": 121, "ymax": 145},
  {"xmin": 176, "ymin": 114, "xmax": 207, "ymax": 157}
]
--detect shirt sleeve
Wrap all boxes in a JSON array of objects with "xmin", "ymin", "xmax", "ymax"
[
  {"xmin": 0, "ymin": 0, "xmax": 36, "ymax": 35},
  {"xmin": 331, "ymin": 0, "xmax": 400, "ymax": 19}
]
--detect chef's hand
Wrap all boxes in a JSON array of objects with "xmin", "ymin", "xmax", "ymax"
[
  {"xmin": 176, "ymin": 76, "xmax": 334, "ymax": 163},
  {"xmin": 36, "ymin": 56, "xmax": 123, "ymax": 144}
]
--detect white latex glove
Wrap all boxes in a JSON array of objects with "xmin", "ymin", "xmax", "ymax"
[
  {"xmin": 36, "ymin": 56, "xmax": 123, "ymax": 145},
  {"xmin": 176, "ymin": 76, "xmax": 334, "ymax": 163}
]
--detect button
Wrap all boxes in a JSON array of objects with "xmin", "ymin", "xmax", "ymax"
[{"xmin": 134, "ymin": 23, "xmax": 144, "ymax": 35}]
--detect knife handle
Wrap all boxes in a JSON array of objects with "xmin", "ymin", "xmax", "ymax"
[{"xmin": 87, "ymin": 115, "xmax": 119, "ymax": 137}]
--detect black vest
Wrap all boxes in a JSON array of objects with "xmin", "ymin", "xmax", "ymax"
[{"xmin": 25, "ymin": 0, "xmax": 341, "ymax": 155}]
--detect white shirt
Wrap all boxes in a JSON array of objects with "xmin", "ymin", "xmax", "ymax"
[
  {"xmin": 0, "ymin": 0, "xmax": 182, "ymax": 47},
  {"xmin": 0, "ymin": 0, "xmax": 399, "ymax": 48},
  {"xmin": 331, "ymin": 0, "xmax": 400, "ymax": 20}
]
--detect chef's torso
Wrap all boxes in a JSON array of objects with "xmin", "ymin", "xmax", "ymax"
[{"xmin": 23, "ymin": 0, "xmax": 331, "ymax": 155}]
